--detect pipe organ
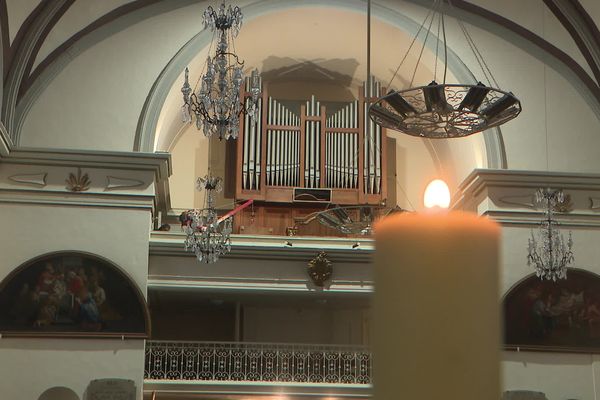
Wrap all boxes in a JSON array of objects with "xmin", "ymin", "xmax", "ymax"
[{"xmin": 236, "ymin": 77, "xmax": 387, "ymax": 205}]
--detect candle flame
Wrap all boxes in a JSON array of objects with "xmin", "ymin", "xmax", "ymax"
[{"xmin": 424, "ymin": 179, "xmax": 450, "ymax": 209}]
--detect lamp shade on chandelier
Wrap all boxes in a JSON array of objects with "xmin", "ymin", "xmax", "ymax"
[{"xmin": 181, "ymin": 2, "xmax": 261, "ymax": 140}]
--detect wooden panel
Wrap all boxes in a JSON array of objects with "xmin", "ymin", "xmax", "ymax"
[{"xmin": 233, "ymin": 205, "xmax": 351, "ymax": 237}]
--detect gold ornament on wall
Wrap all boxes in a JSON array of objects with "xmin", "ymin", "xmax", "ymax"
[
  {"xmin": 65, "ymin": 168, "xmax": 91, "ymax": 192},
  {"xmin": 307, "ymin": 251, "xmax": 332, "ymax": 287},
  {"xmin": 553, "ymin": 193, "xmax": 573, "ymax": 213}
]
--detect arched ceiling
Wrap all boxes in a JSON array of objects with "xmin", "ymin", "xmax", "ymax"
[
  {"xmin": 1, "ymin": 0, "xmax": 600, "ymax": 194},
  {"xmin": 155, "ymin": 6, "xmax": 453, "ymax": 153}
]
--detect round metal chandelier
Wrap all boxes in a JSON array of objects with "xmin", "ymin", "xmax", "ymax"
[
  {"xmin": 370, "ymin": 82, "xmax": 521, "ymax": 138},
  {"xmin": 181, "ymin": 1, "xmax": 261, "ymax": 140},
  {"xmin": 368, "ymin": 0, "xmax": 521, "ymax": 138}
]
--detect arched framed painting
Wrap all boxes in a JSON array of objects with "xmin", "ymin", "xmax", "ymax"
[
  {"xmin": 504, "ymin": 268, "xmax": 600, "ymax": 352},
  {"xmin": 0, "ymin": 252, "xmax": 150, "ymax": 338}
]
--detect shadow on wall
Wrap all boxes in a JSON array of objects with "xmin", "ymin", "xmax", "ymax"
[
  {"xmin": 83, "ymin": 379, "xmax": 136, "ymax": 399},
  {"xmin": 261, "ymin": 56, "xmax": 360, "ymax": 101},
  {"xmin": 38, "ymin": 386, "xmax": 79, "ymax": 400},
  {"xmin": 503, "ymin": 391, "xmax": 547, "ymax": 400}
]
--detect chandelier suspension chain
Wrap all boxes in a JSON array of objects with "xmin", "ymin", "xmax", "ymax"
[
  {"xmin": 441, "ymin": 13, "xmax": 448, "ymax": 84},
  {"xmin": 369, "ymin": 0, "xmax": 521, "ymax": 139},
  {"xmin": 434, "ymin": 10, "xmax": 441, "ymax": 82},
  {"xmin": 456, "ymin": 20, "xmax": 496, "ymax": 87},
  {"xmin": 446, "ymin": 0, "xmax": 499, "ymax": 88},
  {"xmin": 409, "ymin": 1, "xmax": 439, "ymax": 88},
  {"xmin": 386, "ymin": 3, "xmax": 437, "ymax": 90}
]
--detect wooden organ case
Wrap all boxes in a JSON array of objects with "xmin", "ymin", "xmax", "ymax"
[{"xmin": 233, "ymin": 77, "xmax": 388, "ymax": 236}]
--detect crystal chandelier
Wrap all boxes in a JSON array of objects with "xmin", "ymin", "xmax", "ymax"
[
  {"xmin": 368, "ymin": 0, "xmax": 521, "ymax": 138},
  {"xmin": 527, "ymin": 188, "xmax": 574, "ymax": 281},
  {"xmin": 179, "ymin": 173, "xmax": 232, "ymax": 263},
  {"xmin": 181, "ymin": 1, "xmax": 261, "ymax": 140}
]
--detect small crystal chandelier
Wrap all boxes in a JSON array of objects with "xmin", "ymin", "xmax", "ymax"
[
  {"xmin": 179, "ymin": 173, "xmax": 232, "ymax": 263},
  {"xmin": 527, "ymin": 188, "xmax": 574, "ymax": 281},
  {"xmin": 369, "ymin": 0, "xmax": 521, "ymax": 138},
  {"xmin": 181, "ymin": 1, "xmax": 261, "ymax": 140}
]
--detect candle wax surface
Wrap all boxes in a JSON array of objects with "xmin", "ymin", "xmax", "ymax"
[{"xmin": 373, "ymin": 210, "xmax": 501, "ymax": 400}]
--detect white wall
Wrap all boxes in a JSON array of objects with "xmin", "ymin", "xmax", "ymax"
[
  {"xmin": 20, "ymin": 3, "xmax": 203, "ymax": 151},
  {"xmin": 499, "ymin": 225, "xmax": 600, "ymax": 400},
  {"xmin": 502, "ymin": 351, "xmax": 600, "ymax": 400},
  {"xmin": 168, "ymin": 124, "xmax": 209, "ymax": 210},
  {"xmin": 243, "ymin": 305, "xmax": 368, "ymax": 345},
  {"xmin": 0, "ymin": 204, "xmax": 151, "ymax": 400}
]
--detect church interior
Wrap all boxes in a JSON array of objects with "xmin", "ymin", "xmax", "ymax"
[{"xmin": 1, "ymin": 0, "xmax": 600, "ymax": 399}]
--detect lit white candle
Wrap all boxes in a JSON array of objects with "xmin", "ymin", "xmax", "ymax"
[{"xmin": 373, "ymin": 181, "xmax": 501, "ymax": 400}]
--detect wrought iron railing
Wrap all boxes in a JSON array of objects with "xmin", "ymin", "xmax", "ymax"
[{"xmin": 145, "ymin": 341, "xmax": 371, "ymax": 385}]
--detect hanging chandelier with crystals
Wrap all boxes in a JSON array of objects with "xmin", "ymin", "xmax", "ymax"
[
  {"xmin": 527, "ymin": 188, "xmax": 574, "ymax": 281},
  {"xmin": 181, "ymin": 1, "xmax": 261, "ymax": 140},
  {"xmin": 180, "ymin": 173, "xmax": 232, "ymax": 264},
  {"xmin": 368, "ymin": 0, "xmax": 521, "ymax": 138}
]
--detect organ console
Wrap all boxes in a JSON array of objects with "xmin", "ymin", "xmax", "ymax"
[{"xmin": 233, "ymin": 77, "xmax": 389, "ymax": 236}]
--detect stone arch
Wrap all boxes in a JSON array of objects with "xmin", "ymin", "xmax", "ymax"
[
  {"xmin": 133, "ymin": 0, "xmax": 506, "ymax": 168},
  {"xmin": 38, "ymin": 386, "xmax": 79, "ymax": 400}
]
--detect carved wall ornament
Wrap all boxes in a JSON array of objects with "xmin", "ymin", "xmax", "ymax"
[
  {"xmin": 307, "ymin": 251, "xmax": 332, "ymax": 287},
  {"xmin": 499, "ymin": 194, "xmax": 535, "ymax": 208},
  {"xmin": 105, "ymin": 176, "xmax": 144, "ymax": 191},
  {"xmin": 500, "ymin": 192, "xmax": 574, "ymax": 212},
  {"xmin": 65, "ymin": 168, "xmax": 91, "ymax": 192},
  {"xmin": 591, "ymin": 197, "xmax": 600, "ymax": 210},
  {"xmin": 552, "ymin": 193, "xmax": 573, "ymax": 213},
  {"xmin": 8, "ymin": 172, "xmax": 47, "ymax": 187}
]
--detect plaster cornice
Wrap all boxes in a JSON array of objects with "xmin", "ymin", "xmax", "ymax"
[
  {"xmin": 454, "ymin": 169, "xmax": 600, "ymax": 227},
  {"xmin": 3, "ymin": 147, "xmax": 171, "ymax": 178},
  {"xmin": 0, "ymin": 188, "xmax": 156, "ymax": 210},
  {"xmin": 457, "ymin": 169, "xmax": 600, "ymax": 202},
  {"xmin": 0, "ymin": 145, "xmax": 172, "ymax": 211}
]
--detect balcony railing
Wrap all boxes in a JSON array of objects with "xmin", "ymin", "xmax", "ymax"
[{"xmin": 145, "ymin": 341, "xmax": 372, "ymax": 385}]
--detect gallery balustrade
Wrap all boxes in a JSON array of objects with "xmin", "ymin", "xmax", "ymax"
[{"xmin": 145, "ymin": 341, "xmax": 371, "ymax": 385}]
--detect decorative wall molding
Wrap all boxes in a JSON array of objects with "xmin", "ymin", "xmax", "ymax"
[
  {"xmin": 0, "ymin": 189, "xmax": 156, "ymax": 210},
  {"xmin": 147, "ymin": 275, "xmax": 373, "ymax": 294},
  {"xmin": 458, "ymin": 169, "xmax": 600, "ymax": 201},
  {"xmin": 150, "ymin": 231, "xmax": 374, "ymax": 263},
  {"xmin": 106, "ymin": 175, "xmax": 144, "ymax": 191},
  {"xmin": 455, "ymin": 169, "xmax": 600, "ymax": 227},
  {"xmin": 8, "ymin": 172, "xmax": 46, "ymax": 186},
  {"xmin": 65, "ymin": 168, "xmax": 90, "ymax": 192},
  {"xmin": 0, "ymin": 146, "xmax": 171, "ymax": 210},
  {"xmin": 499, "ymin": 194, "xmax": 535, "ymax": 209},
  {"xmin": 144, "ymin": 380, "xmax": 371, "ymax": 399}
]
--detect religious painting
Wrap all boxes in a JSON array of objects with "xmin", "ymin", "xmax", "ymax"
[
  {"xmin": 504, "ymin": 268, "xmax": 600, "ymax": 352},
  {"xmin": 0, "ymin": 252, "xmax": 149, "ymax": 338}
]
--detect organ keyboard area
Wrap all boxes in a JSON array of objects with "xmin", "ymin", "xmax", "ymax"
[{"xmin": 233, "ymin": 77, "xmax": 389, "ymax": 236}]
